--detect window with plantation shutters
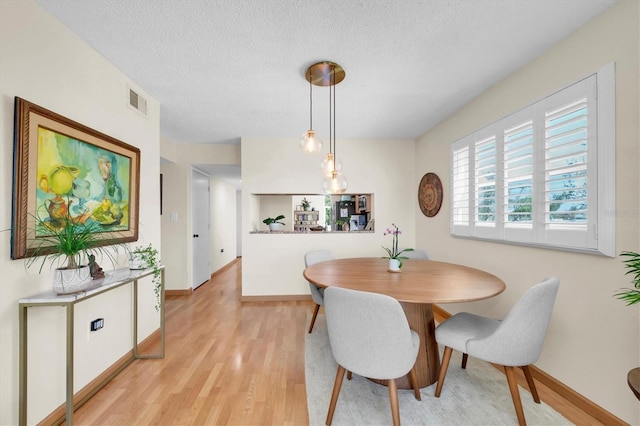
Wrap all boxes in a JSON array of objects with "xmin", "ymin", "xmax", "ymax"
[{"xmin": 450, "ymin": 63, "xmax": 615, "ymax": 256}]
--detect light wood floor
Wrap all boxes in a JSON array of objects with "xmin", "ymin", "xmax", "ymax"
[{"xmin": 68, "ymin": 258, "xmax": 603, "ymax": 425}]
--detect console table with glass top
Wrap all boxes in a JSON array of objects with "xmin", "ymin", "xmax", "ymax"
[{"xmin": 18, "ymin": 266, "xmax": 165, "ymax": 426}]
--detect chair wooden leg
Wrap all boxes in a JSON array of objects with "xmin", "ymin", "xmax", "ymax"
[
  {"xmin": 388, "ymin": 378, "xmax": 401, "ymax": 426},
  {"xmin": 346, "ymin": 370, "xmax": 352, "ymax": 380},
  {"xmin": 326, "ymin": 365, "xmax": 346, "ymax": 426},
  {"xmin": 408, "ymin": 365, "xmax": 421, "ymax": 401},
  {"xmin": 521, "ymin": 365, "xmax": 540, "ymax": 403},
  {"xmin": 461, "ymin": 353, "xmax": 468, "ymax": 369},
  {"xmin": 435, "ymin": 346, "xmax": 453, "ymax": 397},
  {"xmin": 308, "ymin": 304, "xmax": 320, "ymax": 333},
  {"xmin": 504, "ymin": 366, "xmax": 527, "ymax": 426}
]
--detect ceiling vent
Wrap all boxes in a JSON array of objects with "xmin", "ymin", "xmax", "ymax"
[{"xmin": 127, "ymin": 85, "xmax": 147, "ymax": 117}]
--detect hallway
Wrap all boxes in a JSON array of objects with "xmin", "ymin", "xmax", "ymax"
[{"xmin": 70, "ymin": 259, "xmax": 310, "ymax": 425}]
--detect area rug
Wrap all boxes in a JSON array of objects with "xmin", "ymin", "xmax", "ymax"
[{"xmin": 305, "ymin": 314, "xmax": 572, "ymax": 426}]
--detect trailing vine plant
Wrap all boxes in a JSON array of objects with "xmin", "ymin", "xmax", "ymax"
[{"xmin": 130, "ymin": 244, "xmax": 162, "ymax": 311}]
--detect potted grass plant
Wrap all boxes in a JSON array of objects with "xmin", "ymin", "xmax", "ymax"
[{"xmin": 27, "ymin": 207, "xmax": 124, "ymax": 294}]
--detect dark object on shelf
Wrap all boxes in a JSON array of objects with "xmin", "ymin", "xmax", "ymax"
[
  {"xmin": 88, "ymin": 254, "xmax": 105, "ymax": 279},
  {"xmin": 335, "ymin": 200, "xmax": 355, "ymax": 221},
  {"xmin": 310, "ymin": 226, "xmax": 325, "ymax": 232},
  {"xmin": 628, "ymin": 367, "xmax": 640, "ymax": 401}
]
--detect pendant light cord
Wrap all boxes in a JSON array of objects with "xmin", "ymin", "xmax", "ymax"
[
  {"xmin": 329, "ymin": 66, "xmax": 333, "ymax": 156},
  {"xmin": 332, "ymin": 66, "xmax": 337, "ymax": 171},
  {"xmin": 309, "ymin": 72, "xmax": 313, "ymax": 130}
]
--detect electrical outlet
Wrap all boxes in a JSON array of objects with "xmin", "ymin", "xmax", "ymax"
[{"xmin": 90, "ymin": 318, "xmax": 104, "ymax": 332}]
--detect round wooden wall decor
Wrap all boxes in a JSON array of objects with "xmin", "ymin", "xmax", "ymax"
[{"xmin": 418, "ymin": 172, "xmax": 443, "ymax": 217}]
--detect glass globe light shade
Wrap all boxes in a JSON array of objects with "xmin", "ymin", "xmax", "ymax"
[
  {"xmin": 300, "ymin": 130, "xmax": 323, "ymax": 153},
  {"xmin": 320, "ymin": 153, "xmax": 342, "ymax": 176},
  {"xmin": 322, "ymin": 171, "xmax": 348, "ymax": 194}
]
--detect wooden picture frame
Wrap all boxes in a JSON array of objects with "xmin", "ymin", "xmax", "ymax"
[
  {"xmin": 11, "ymin": 97, "xmax": 140, "ymax": 259},
  {"xmin": 358, "ymin": 195, "xmax": 367, "ymax": 211}
]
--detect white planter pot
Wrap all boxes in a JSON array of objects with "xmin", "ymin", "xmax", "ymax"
[
  {"xmin": 53, "ymin": 265, "xmax": 92, "ymax": 294},
  {"xmin": 388, "ymin": 258, "xmax": 401, "ymax": 272},
  {"xmin": 268, "ymin": 223, "xmax": 285, "ymax": 232}
]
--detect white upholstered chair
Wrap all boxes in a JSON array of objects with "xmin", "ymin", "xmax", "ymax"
[
  {"xmin": 324, "ymin": 287, "xmax": 421, "ymax": 426},
  {"xmin": 402, "ymin": 249, "xmax": 430, "ymax": 260},
  {"xmin": 304, "ymin": 250, "xmax": 333, "ymax": 333},
  {"xmin": 434, "ymin": 277, "xmax": 560, "ymax": 426}
]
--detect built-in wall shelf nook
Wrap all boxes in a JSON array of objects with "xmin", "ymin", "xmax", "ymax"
[{"xmin": 250, "ymin": 193, "xmax": 374, "ymax": 233}]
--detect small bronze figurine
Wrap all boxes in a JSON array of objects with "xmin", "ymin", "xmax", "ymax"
[{"xmin": 88, "ymin": 254, "xmax": 105, "ymax": 279}]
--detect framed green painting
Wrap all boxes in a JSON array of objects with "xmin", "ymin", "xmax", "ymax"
[{"xmin": 11, "ymin": 97, "xmax": 140, "ymax": 259}]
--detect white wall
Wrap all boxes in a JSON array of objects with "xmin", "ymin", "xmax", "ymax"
[
  {"xmin": 0, "ymin": 1, "xmax": 161, "ymax": 424},
  {"xmin": 415, "ymin": 1, "xmax": 639, "ymax": 422},
  {"xmin": 160, "ymin": 143, "xmax": 240, "ymax": 290},
  {"xmin": 236, "ymin": 191, "xmax": 243, "ymax": 256},
  {"xmin": 241, "ymin": 137, "xmax": 415, "ymax": 297},
  {"xmin": 210, "ymin": 177, "xmax": 238, "ymax": 271}
]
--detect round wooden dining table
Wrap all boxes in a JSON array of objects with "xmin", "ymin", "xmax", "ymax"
[{"xmin": 303, "ymin": 257, "xmax": 506, "ymax": 388}]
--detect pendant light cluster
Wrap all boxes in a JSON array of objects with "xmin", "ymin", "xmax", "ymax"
[{"xmin": 301, "ymin": 61, "xmax": 348, "ymax": 194}]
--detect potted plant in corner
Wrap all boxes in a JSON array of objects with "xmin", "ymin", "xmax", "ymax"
[
  {"xmin": 27, "ymin": 207, "xmax": 125, "ymax": 294},
  {"xmin": 129, "ymin": 243, "xmax": 162, "ymax": 311},
  {"xmin": 613, "ymin": 250, "xmax": 640, "ymax": 401},
  {"xmin": 614, "ymin": 251, "xmax": 640, "ymax": 306},
  {"xmin": 263, "ymin": 215, "xmax": 286, "ymax": 231}
]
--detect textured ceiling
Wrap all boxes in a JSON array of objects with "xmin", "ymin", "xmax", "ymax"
[{"xmin": 36, "ymin": 0, "xmax": 616, "ymax": 147}]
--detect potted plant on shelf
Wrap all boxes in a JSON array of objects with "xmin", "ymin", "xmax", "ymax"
[
  {"xmin": 301, "ymin": 197, "xmax": 311, "ymax": 211},
  {"xmin": 381, "ymin": 223, "xmax": 414, "ymax": 272},
  {"xmin": 263, "ymin": 215, "xmax": 286, "ymax": 231},
  {"xmin": 129, "ymin": 243, "xmax": 162, "ymax": 311},
  {"xmin": 27, "ymin": 207, "xmax": 125, "ymax": 294},
  {"xmin": 334, "ymin": 219, "xmax": 348, "ymax": 231}
]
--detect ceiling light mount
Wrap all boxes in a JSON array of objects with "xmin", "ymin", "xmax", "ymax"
[{"xmin": 305, "ymin": 61, "xmax": 345, "ymax": 87}]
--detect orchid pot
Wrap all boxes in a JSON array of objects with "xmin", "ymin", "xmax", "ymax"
[{"xmin": 388, "ymin": 258, "xmax": 401, "ymax": 272}]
